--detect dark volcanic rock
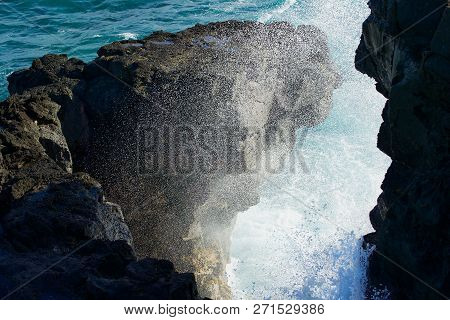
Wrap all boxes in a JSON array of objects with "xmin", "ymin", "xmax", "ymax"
[
  {"xmin": 0, "ymin": 56, "xmax": 199, "ymax": 300},
  {"xmin": 0, "ymin": 241, "xmax": 198, "ymax": 299},
  {"xmin": 1, "ymin": 21, "xmax": 339, "ymax": 299},
  {"xmin": 356, "ymin": 0, "xmax": 450, "ymax": 299}
]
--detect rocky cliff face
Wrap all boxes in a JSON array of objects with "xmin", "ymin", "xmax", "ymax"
[
  {"xmin": 0, "ymin": 74, "xmax": 198, "ymax": 299},
  {"xmin": 1, "ymin": 21, "xmax": 338, "ymax": 299},
  {"xmin": 356, "ymin": 0, "xmax": 449, "ymax": 299}
]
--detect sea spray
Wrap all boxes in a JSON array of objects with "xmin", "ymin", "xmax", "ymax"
[{"xmin": 228, "ymin": 0, "xmax": 391, "ymax": 299}]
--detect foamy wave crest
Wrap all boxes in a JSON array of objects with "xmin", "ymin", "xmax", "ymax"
[
  {"xmin": 118, "ymin": 32, "xmax": 138, "ymax": 40},
  {"xmin": 229, "ymin": 0, "xmax": 390, "ymax": 300}
]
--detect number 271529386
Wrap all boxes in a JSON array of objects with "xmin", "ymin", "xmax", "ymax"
[{"xmin": 253, "ymin": 303, "xmax": 325, "ymax": 315}]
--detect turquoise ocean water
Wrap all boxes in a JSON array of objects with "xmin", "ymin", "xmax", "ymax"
[
  {"xmin": 0, "ymin": 0, "xmax": 390, "ymax": 299},
  {"xmin": 1, "ymin": 0, "xmax": 297, "ymax": 99}
]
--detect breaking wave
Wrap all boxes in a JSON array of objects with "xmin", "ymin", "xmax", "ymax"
[{"xmin": 228, "ymin": 0, "xmax": 391, "ymax": 299}]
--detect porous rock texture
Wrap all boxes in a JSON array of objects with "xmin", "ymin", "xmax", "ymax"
[
  {"xmin": 356, "ymin": 0, "xmax": 450, "ymax": 299},
  {"xmin": 0, "ymin": 68, "xmax": 199, "ymax": 299},
  {"xmin": 1, "ymin": 21, "xmax": 339, "ymax": 299}
]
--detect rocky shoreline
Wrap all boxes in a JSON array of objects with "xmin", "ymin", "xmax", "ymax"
[
  {"xmin": 0, "ymin": 21, "xmax": 338, "ymax": 299},
  {"xmin": 356, "ymin": 0, "xmax": 449, "ymax": 299},
  {"xmin": 0, "ymin": 71, "xmax": 199, "ymax": 299},
  {"xmin": 1, "ymin": 0, "xmax": 448, "ymax": 299}
]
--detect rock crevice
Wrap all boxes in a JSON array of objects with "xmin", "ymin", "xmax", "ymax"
[{"xmin": 356, "ymin": 0, "xmax": 449, "ymax": 299}]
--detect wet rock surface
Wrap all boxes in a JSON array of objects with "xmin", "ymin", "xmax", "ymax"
[
  {"xmin": 0, "ymin": 91, "xmax": 199, "ymax": 299},
  {"xmin": 0, "ymin": 55, "xmax": 199, "ymax": 300},
  {"xmin": 1, "ymin": 21, "xmax": 338, "ymax": 299},
  {"xmin": 356, "ymin": 0, "xmax": 450, "ymax": 299}
]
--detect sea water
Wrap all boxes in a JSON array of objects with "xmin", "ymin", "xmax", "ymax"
[
  {"xmin": 0, "ymin": 0, "xmax": 390, "ymax": 299},
  {"xmin": 228, "ymin": 0, "xmax": 390, "ymax": 299}
]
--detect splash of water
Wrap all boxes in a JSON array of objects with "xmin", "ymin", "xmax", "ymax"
[
  {"xmin": 228, "ymin": 0, "xmax": 391, "ymax": 299},
  {"xmin": 0, "ymin": 0, "xmax": 390, "ymax": 300}
]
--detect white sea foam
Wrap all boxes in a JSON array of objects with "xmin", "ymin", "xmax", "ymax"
[
  {"xmin": 228, "ymin": 0, "xmax": 391, "ymax": 299},
  {"xmin": 118, "ymin": 32, "xmax": 138, "ymax": 40}
]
